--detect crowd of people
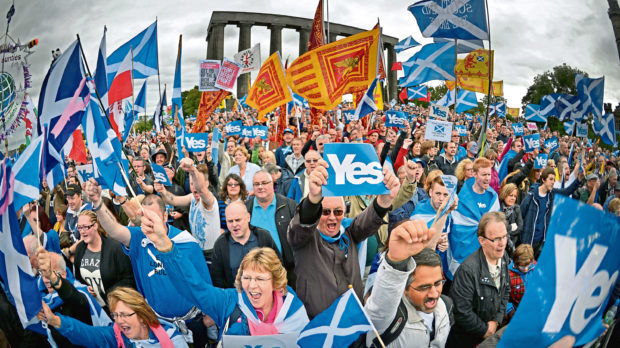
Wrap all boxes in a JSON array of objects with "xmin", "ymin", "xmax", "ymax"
[{"xmin": 1, "ymin": 100, "xmax": 619, "ymax": 348}]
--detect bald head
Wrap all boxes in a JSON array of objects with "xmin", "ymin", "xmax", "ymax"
[{"xmin": 225, "ymin": 201, "xmax": 251, "ymax": 241}]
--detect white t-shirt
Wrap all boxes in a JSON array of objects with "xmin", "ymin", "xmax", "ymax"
[{"xmin": 189, "ymin": 196, "xmax": 220, "ymax": 250}]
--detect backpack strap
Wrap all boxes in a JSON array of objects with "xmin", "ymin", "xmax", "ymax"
[
  {"xmin": 222, "ymin": 305, "xmax": 243, "ymax": 335},
  {"xmin": 371, "ymin": 299, "xmax": 409, "ymax": 347},
  {"xmin": 440, "ymin": 294, "xmax": 455, "ymax": 326}
]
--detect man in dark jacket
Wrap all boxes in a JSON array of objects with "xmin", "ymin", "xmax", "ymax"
[
  {"xmin": 287, "ymin": 158, "xmax": 400, "ymax": 318},
  {"xmin": 436, "ymin": 141, "xmax": 458, "ymax": 175},
  {"xmin": 211, "ymin": 202, "xmax": 280, "ymax": 288},
  {"xmin": 245, "ymin": 170, "xmax": 298, "ymax": 288},
  {"xmin": 447, "ymin": 211, "xmax": 511, "ymax": 348}
]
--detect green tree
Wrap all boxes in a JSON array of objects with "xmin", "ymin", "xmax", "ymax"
[
  {"xmin": 521, "ymin": 64, "xmax": 588, "ymax": 106},
  {"xmin": 181, "ymin": 86, "xmax": 201, "ymax": 117},
  {"xmin": 428, "ymin": 84, "xmax": 448, "ymax": 102}
]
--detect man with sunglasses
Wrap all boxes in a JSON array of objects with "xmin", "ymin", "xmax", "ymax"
[{"xmin": 288, "ymin": 157, "xmax": 400, "ymax": 318}]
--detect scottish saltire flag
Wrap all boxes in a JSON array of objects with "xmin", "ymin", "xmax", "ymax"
[
  {"xmin": 455, "ymin": 89, "xmax": 478, "ymax": 113},
  {"xmin": 449, "ymin": 177, "xmax": 499, "ymax": 274},
  {"xmin": 489, "ymin": 102, "xmax": 506, "ymax": 118},
  {"xmin": 153, "ymin": 87, "xmax": 166, "ymax": 133},
  {"xmin": 563, "ymin": 120, "xmax": 575, "ymax": 135},
  {"xmin": 593, "ymin": 113, "xmax": 616, "ymax": 146},
  {"xmin": 407, "ymin": 85, "xmax": 427, "ymax": 100},
  {"xmin": 435, "ymin": 37, "xmax": 484, "ymax": 53},
  {"xmin": 556, "ymin": 95, "xmax": 581, "ymax": 121},
  {"xmin": 94, "ymin": 26, "xmax": 108, "ymax": 108},
  {"xmin": 525, "ymin": 104, "xmax": 546, "ymax": 122},
  {"xmin": 408, "ymin": 0, "xmax": 489, "ymax": 40},
  {"xmin": 82, "ymin": 82, "xmax": 128, "ymax": 196},
  {"xmin": 576, "ymin": 74, "xmax": 604, "ymax": 119},
  {"xmin": 134, "ymin": 79, "xmax": 147, "ymax": 114},
  {"xmin": 394, "ymin": 35, "xmax": 420, "ymax": 53},
  {"xmin": 37, "ymin": 40, "xmax": 86, "ymax": 136},
  {"xmin": 353, "ymin": 78, "xmax": 379, "ymax": 119},
  {"xmin": 121, "ymin": 102, "xmax": 135, "ymax": 144},
  {"xmin": 12, "ymin": 134, "xmax": 45, "ymax": 211},
  {"xmin": 171, "ymin": 36, "xmax": 185, "ymax": 160},
  {"xmin": 298, "ymin": 288, "xmax": 373, "ymax": 348},
  {"xmin": 539, "ymin": 93, "xmax": 561, "ymax": 118},
  {"xmin": 434, "ymin": 89, "xmax": 455, "ymax": 107},
  {"xmin": 107, "ymin": 21, "xmax": 158, "ymax": 82},
  {"xmin": 211, "ymin": 127, "xmax": 221, "ymax": 166},
  {"xmin": 399, "ymin": 42, "xmax": 456, "ymax": 87},
  {"xmin": 0, "ymin": 159, "xmax": 42, "ymax": 325},
  {"xmin": 499, "ymin": 196, "xmax": 620, "ymax": 347}
]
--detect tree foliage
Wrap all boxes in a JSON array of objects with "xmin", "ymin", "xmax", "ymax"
[
  {"xmin": 181, "ymin": 86, "xmax": 201, "ymax": 117},
  {"xmin": 428, "ymin": 84, "xmax": 448, "ymax": 102},
  {"xmin": 521, "ymin": 64, "xmax": 588, "ymax": 107}
]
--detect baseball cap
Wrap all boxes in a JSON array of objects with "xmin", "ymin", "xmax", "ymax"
[
  {"xmin": 586, "ymin": 173, "xmax": 599, "ymax": 181},
  {"xmin": 411, "ymin": 157, "xmax": 427, "ymax": 168},
  {"xmin": 283, "ymin": 128, "xmax": 294, "ymax": 135},
  {"xmin": 66, "ymin": 184, "xmax": 82, "ymax": 196}
]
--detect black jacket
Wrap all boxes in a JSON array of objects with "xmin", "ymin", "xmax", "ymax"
[
  {"xmin": 500, "ymin": 203, "xmax": 523, "ymax": 244},
  {"xmin": 436, "ymin": 154, "xmax": 458, "ymax": 175},
  {"xmin": 210, "ymin": 225, "xmax": 280, "ymax": 288},
  {"xmin": 73, "ymin": 235, "xmax": 136, "ymax": 306},
  {"xmin": 50, "ymin": 277, "xmax": 94, "ymax": 347},
  {"xmin": 245, "ymin": 194, "xmax": 298, "ymax": 288},
  {"xmin": 447, "ymin": 248, "xmax": 510, "ymax": 348}
]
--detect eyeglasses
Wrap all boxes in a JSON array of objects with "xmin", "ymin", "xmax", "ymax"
[
  {"xmin": 305, "ymin": 159, "xmax": 320, "ymax": 163},
  {"xmin": 241, "ymin": 276, "xmax": 272, "ymax": 284},
  {"xmin": 76, "ymin": 223, "xmax": 95, "ymax": 231},
  {"xmin": 253, "ymin": 181, "xmax": 272, "ymax": 188},
  {"xmin": 227, "ymin": 182, "xmax": 240, "ymax": 187},
  {"xmin": 110, "ymin": 312, "xmax": 136, "ymax": 320},
  {"xmin": 481, "ymin": 235, "xmax": 508, "ymax": 244},
  {"xmin": 322, "ymin": 208, "xmax": 344, "ymax": 217},
  {"xmin": 410, "ymin": 279, "xmax": 446, "ymax": 292}
]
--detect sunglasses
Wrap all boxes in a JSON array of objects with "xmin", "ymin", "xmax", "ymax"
[{"xmin": 322, "ymin": 208, "xmax": 344, "ymax": 217}]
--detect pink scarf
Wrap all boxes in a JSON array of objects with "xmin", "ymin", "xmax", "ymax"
[
  {"xmin": 113, "ymin": 323, "xmax": 174, "ymax": 348},
  {"xmin": 247, "ymin": 291, "xmax": 284, "ymax": 336}
]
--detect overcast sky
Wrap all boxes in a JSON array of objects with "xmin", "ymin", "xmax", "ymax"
[{"xmin": 4, "ymin": 0, "xmax": 620, "ymax": 129}]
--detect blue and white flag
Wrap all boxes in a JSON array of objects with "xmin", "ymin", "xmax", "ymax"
[
  {"xmin": 525, "ymin": 104, "xmax": 546, "ymax": 123},
  {"xmin": 225, "ymin": 120, "xmax": 243, "ymax": 135},
  {"xmin": 439, "ymin": 175, "xmax": 458, "ymax": 218},
  {"xmin": 576, "ymin": 74, "xmax": 604, "ymax": 120},
  {"xmin": 385, "ymin": 111, "xmax": 407, "ymax": 128},
  {"xmin": 454, "ymin": 124, "xmax": 467, "ymax": 136},
  {"xmin": 511, "ymin": 123, "xmax": 524, "ymax": 136},
  {"xmin": 153, "ymin": 87, "xmax": 166, "ymax": 133},
  {"xmin": 545, "ymin": 136, "xmax": 559, "ymax": 153},
  {"xmin": 534, "ymin": 154, "xmax": 548, "ymax": 169},
  {"xmin": 389, "ymin": 99, "xmax": 397, "ymax": 108},
  {"xmin": 151, "ymin": 163, "xmax": 172, "ymax": 186},
  {"xmin": 342, "ymin": 110, "xmax": 357, "ymax": 124},
  {"xmin": 434, "ymin": 89, "xmax": 455, "ymax": 107},
  {"xmin": 455, "ymin": 89, "xmax": 478, "ymax": 113},
  {"xmin": 94, "ymin": 26, "xmax": 109, "ymax": 108},
  {"xmin": 107, "ymin": 21, "xmax": 158, "ymax": 82},
  {"xmin": 354, "ymin": 78, "xmax": 379, "ymax": 120},
  {"xmin": 523, "ymin": 133, "xmax": 541, "ymax": 152},
  {"xmin": 425, "ymin": 118, "xmax": 453, "ymax": 142},
  {"xmin": 563, "ymin": 120, "xmax": 575, "ymax": 135},
  {"xmin": 399, "ymin": 42, "xmax": 456, "ymax": 87},
  {"xmin": 12, "ymin": 133, "xmax": 45, "ymax": 211},
  {"xmin": 434, "ymin": 37, "xmax": 484, "ymax": 54},
  {"xmin": 556, "ymin": 95, "xmax": 581, "ymax": 121},
  {"xmin": 407, "ymin": 85, "xmax": 427, "ymax": 100},
  {"xmin": 251, "ymin": 125, "xmax": 268, "ymax": 139},
  {"xmin": 576, "ymin": 122, "xmax": 588, "ymax": 138},
  {"xmin": 297, "ymin": 288, "xmax": 373, "ymax": 348},
  {"xmin": 408, "ymin": 0, "xmax": 489, "ymax": 40},
  {"xmin": 593, "ymin": 113, "xmax": 616, "ymax": 146},
  {"xmin": 464, "ymin": 113, "xmax": 473, "ymax": 121},
  {"xmin": 0, "ymin": 159, "xmax": 42, "ymax": 326},
  {"xmin": 322, "ymin": 143, "xmax": 388, "ymax": 197},
  {"xmin": 184, "ymin": 133, "xmax": 208, "ymax": 153},
  {"xmin": 134, "ymin": 79, "xmax": 147, "ymax": 114},
  {"xmin": 211, "ymin": 127, "xmax": 221, "ymax": 166},
  {"xmin": 539, "ymin": 93, "xmax": 562, "ymax": 118},
  {"xmin": 489, "ymin": 102, "xmax": 506, "ymax": 118},
  {"xmin": 395, "ymin": 36, "xmax": 421, "ymax": 53},
  {"xmin": 498, "ymin": 196, "xmax": 620, "ymax": 348},
  {"xmin": 122, "ymin": 101, "xmax": 135, "ymax": 144}
]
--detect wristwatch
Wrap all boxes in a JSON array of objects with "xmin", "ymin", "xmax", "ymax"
[{"xmin": 50, "ymin": 271, "xmax": 62, "ymax": 288}]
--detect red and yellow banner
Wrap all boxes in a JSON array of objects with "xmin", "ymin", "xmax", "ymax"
[
  {"xmin": 246, "ymin": 52, "xmax": 292, "ymax": 122},
  {"xmin": 192, "ymin": 90, "xmax": 230, "ymax": 133},
  {"xmin": 507, "ymin": 107, "xmax": 520, "ymax": 118},
  {"xmin": 286, "ymin": 27, "xmax": 380, "ymax": 111},
  {"xmin": 447, "ymin": 77, "xmax": 503, "ymax": 96},
  {"xmin": 455, "ymin": 49, "xmax": 493, "ymax": 80}
]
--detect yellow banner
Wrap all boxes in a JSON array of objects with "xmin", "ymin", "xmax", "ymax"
[
  {"xmin": 455, "ymin": 50, "xmax": 494, "ymax": 80},
  {"xmin": 507, "ymin": 107, "xmax": 519, "ymax": 118},
  {"xmin": 246, "ymin": 52, "xmax": 292, "ymax": 121}
]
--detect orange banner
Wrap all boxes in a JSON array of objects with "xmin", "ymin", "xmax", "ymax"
[
  {"xmin": 192, "ymin": 90, "xmax": 230, "ymax": 133},
  {"xmin": 454, "ymin": 49, "xmax": 494, "ymax": 80},
  {"xmin": 246, "ymin": 52, "xmax": 292, "ymax": 122}
]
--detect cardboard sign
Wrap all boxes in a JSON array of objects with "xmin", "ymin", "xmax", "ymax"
[
  {"xmin": 439, "ymin": 175, "xmax": 458, "ymax": 218},
  {"xmin": 184, "ymin": 133, "xmax": 209, "ymax": 153},
  {"xmin": 225, "ymin": 120, "xmax": 243, "ymax": 136},
  {"xmin": 251, "ymin": 125, "xmax": 268, "ymax": 139},
  {"xmin": 511, "ymin": 123, "xmax": 524, "ymax": 136},
  {"xmin": 523, "ymin": 133, "xmax": 541, "ymax": 152},
  {"xmin": 199, "ymin": 59, "xmax": 220, "ymax": 91},
  {"xmin": 454, "ymin": 125, "xmax": 467, "ymax": 136},
  {"xmin": 526, "ymin": 122, "xmax": 538, "ymax": 131},
  {"xmin": 576, "ymin": 123, "xmax": 588, "ymax": 138},
  {"xmin": 214, "ymin": 58, "xmax": 242, "ymax": 92},
  {"xmin": 385, "ymin": 111, "xmax": 407, "ymax": 128},
  {"xmin": 429, "ymin": 104, "xmax": 449, "ymax": 120},
  {"xmin": 534, "ymin": 154, "xmax": 549, "ymax": 169},
  {"xmin": 544, "ymin": 136, "xmax": 559, "ymax": 153},
  {"xmin": 342, "ymin": 110, "xmax": 357, "ymax": 124},
  {"xmin": 425, "ymin": 119, "xmax": 453, "ymax": 142},
  {"xmin": 151, "ymin": 163, "xmax": 172, "ymax": 186}
]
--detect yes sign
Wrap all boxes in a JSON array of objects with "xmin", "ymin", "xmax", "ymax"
[
  {"xmin": 184, "ymin": 133, "xmax": 208, "ymax": 152},
  {"xmin": 385, "ymin": 111, "xmax": 406, "ymax": 128},
  {"xmin": 225, "ymin": 120, "xmax": 243, "ymax": 135},
  {"xmin": 523, "ymin": 133, "xmax": 540, "ymax": 152},
  {"xmin": 511, "ymin": 123, "xmax": 524, "ymax": 136},
  {"xmin": 322, "ymin": 143, "xmax": 388, "ymax": 196},
  {"xmin": 545, "ymin": 136, "xmax": 559, "ymax": 153},
  {"xmin": 151, "ymin": 163, "xmax": 172, "ymax": 186}
]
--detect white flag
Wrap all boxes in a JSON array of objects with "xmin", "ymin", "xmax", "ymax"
[{"xmin": 234, "ymin": 43, "xmax": 261, "ymax": 74}]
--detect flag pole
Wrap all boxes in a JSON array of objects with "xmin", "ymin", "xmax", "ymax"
[
  {"xmin": 1, "ymin": 2, "xmax": 15, "ymax": 156},
  {"xmin": 476, "ymin": 0, "xmax": 492, "ymax": 157},
  {"xmin": 325, "ymin": 0, "xmax": 330, "ymax": 43},
  {"xmin": 155, "ymin": 17, "xmax": 162, "ymax": 134},
  {"xmin": 130, "ymin": 46, "xmax": 136, "ymax": 138},
  {"xmin": 36, "ymin": 203, "xmax": 41, "ymax": 247},
  {"xmin": 348, "ymin": 285, "xmax": 387, "ymax": 348}
]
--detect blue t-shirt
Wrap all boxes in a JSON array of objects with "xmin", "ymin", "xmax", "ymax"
[
  {"xmin": 533, "ymin": 193, "xmax": 548, "ymax": 243},
  {"xmin": 250, "ymin": 197, "xmax": 281, "ymax": 252},
  {"xmin": 123, "ymin": 224, "xmax": 212, "ymax": 318}
]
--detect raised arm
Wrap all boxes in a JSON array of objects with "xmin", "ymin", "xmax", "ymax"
[
  {"xmin": 180, "ymin": 157, "xmax": 216, "ymax": 210},
  {"xmin": 154, "ymin": 182, "xmax": 192, "ymax": 207},
  {"xmin": 85, "ymin": 179, "xmax": 131, "ymax": 247}
]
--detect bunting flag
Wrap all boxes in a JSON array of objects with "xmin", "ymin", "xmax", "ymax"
[
  {"xmin": 247, "ymin": 52, "xmax": 292, "ymax": 121},
  {"xmin": 192, "ymin": 90, "xmax": 230, "ymax": 133},
  {"xmin": 435, "ymin": 37, "xmax": 484, "ymax": 54},
  {"xmin": 287, "ymin": 27, "xmax": 380, "ymax": 110},
  {"xmin": 576, "ymin": 74, "xmax": 604, "ymax": 120},
  {"xmin": 525, "ymin": 104, "xmax": 546, "ymax": 123},
  {"xmin": 106, "ymin": 21, "xmax": 158, "ymax": 82},
  {"xmin": 507, "ymin": 107, "xmax": 520, "ymax": 118},
  {"xmin": 394, "ymin": 36, "xmax": 420, "ymax": 53},
  {"xmin": 399, "ymin": 41, "xmax": 456, "ymax": 87},
  {"xmin": 454, "ymin": 49, "xmax": 493, "ymax": 80},
  {"xmin": 408, "ymin": 0, "xmax": 489, "ymax": 40},
  {"xmin": 593, "ymin": 113, "xmax": 617, "ymax": 146},
  {"xmin": 455, "ymin": 89, "xmax": 478, "ymax": 113}
]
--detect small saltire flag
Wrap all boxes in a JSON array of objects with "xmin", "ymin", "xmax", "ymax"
[
  {"xmin": 93, "ymin": 26, "xmax": 109, "ymax": 108},
  {"xmin": 353, "ymin": 78, "xmax": 379, "ymax": 120},
  {"xmin": 297, "ymin": 288, "xmax": 373, "ymax": 348},
  {"xmin": 593, "ymin": 113, "xmax": 616, "ymax": 146},
  {"xmin": 434, "ymin": 37, "xmax": 484, "ymax": 54},
  {"xmin": 455, "ymin": 89, "xmax": 478, "ymax": 113},
  {"xmin": 576, "ymin": 74, "xmax": 604, "ymax": 120},
  {"xmin": 249, "ymin": 52, "xmax": 293, "ymax": 121},
  {"xmin": 394, "ymin": 35, "xmax": 420, "ymax": 53},
  {"xmin": 408, "ymin": 0, "xmax": 489, "ymax": 40},
  {"xmin": 134, "ymin": 79, "xmax": 147, "ymax": 114},
  {"xmin": 12, "ymin": 133, "xmax": 45, "ymax": 211},
  {"xmin": 0, "ymin": 159, "xmax": 42, "ymax": 326},
  {"xmin": 399, "ymin": 42, "xmax": 456, "ymax": 87},
  {"xmin": 171, "ymin": 35, "xmax": 185, "ymax": 161},
  {"xmin": 153, "ymin": 87, "xmax": 166, "ymax": 133},
  {"xmin": 489, "ymin": 102, "xmax": 506, "ymax": 118},
  {"xmin": 525, "ymin": 104, "xmax": 546, "ymax": 123},
  {"xmin": 407, "ymin": 85, "xmax": 427, "ymax": 100},
  {"xmin": 563, "ymin": 120, "xmax": 575, "ymax": 135},
  {"xmin": 434, "ymin": 89, "xmax": 455, "ymax": 107},
  {"xmin": 107, "ymin": 21, "xmax": 158, "ymax": 82},
  {"xmin": 454, "ymin": 49, "xmax": 493, "ymax": 80}
]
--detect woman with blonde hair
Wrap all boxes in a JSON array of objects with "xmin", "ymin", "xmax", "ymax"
[
  {"xmin": 72, "ymin": 210, "xmax": 135, "ymax": 309},
  {"xmin": 227, "ymin": 146, "xmax": 261, "ymax": 192},
  {"xmin": 499, "ymin": 183, "xmax": 523, "ymax": 249},
  {"xmin": 454, "ymin": 159, "xmax": 474, "ymax": 193},
  {"xmin": 39, "ymin": 286, "xmax": 187, "ymax": 347}
]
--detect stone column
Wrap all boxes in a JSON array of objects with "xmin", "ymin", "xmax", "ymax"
[
  {"xmin": 237, "ymin": 23, "xmax": 252, "ymax": 97},
  {"xmin": 207, "ymin": 23, "xmax": 225, "ymax": 60},
  {"xmin": 386, "ymin": 44, "xmax": 397, "ymax": 102},
  {"xmin": 269, "ymin": 25, "xmax": 283, "ymax": 55},
  {"xmin": 298, "ymin": 28, "xmax": 310, "ymax": 55},
  {"xmin": 329, "ymin": 32, "xmax": 338, "ymax": 44}
]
